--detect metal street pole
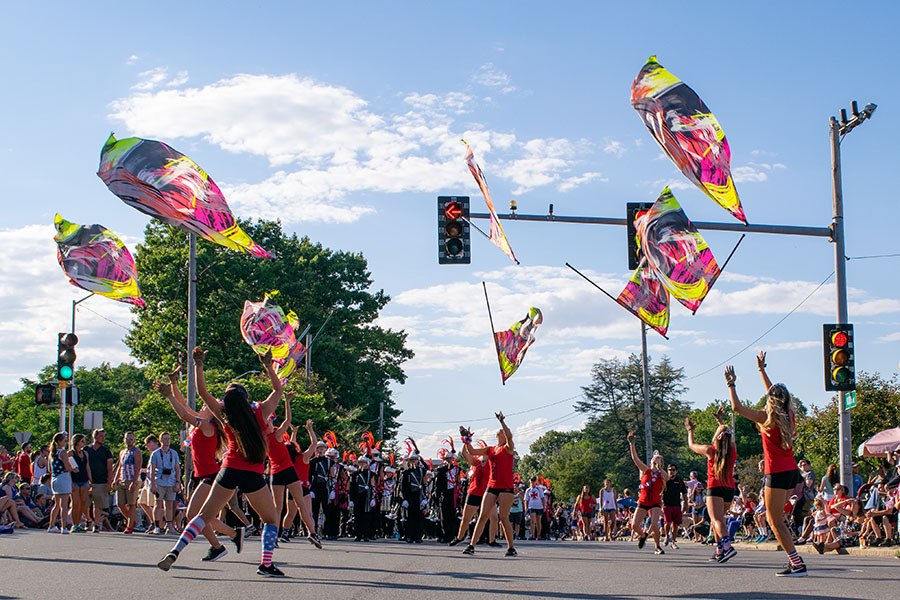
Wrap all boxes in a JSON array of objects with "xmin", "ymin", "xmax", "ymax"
[
  {"xmin": 830, "ymin": 116, "xmax": 852, "ymax": 488},
  {"xmin": 185, "ymin": 233, "xmax": 198, "ymax": 490},
  {"xmin": 378, "ymin": 402, "xmax": 385, "ymax": 440},
  {"xmin": 640, "ymin": 322, "xmax": 653, "ymax": 463}
]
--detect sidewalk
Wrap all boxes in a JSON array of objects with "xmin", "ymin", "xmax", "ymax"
[{"xmin": 733, "ymin": 540, "xmax": 899, "ymax": 558}]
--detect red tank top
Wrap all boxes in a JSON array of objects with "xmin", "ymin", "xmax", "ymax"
[
  {"xmin": 189, "ymin": 424, "xmax": 220, "ymax": 478},
  {"xmin": 761, "ymin": 421, "xmax": 797, "ymax": 474},
  {"xmin": 467, "ymin": 460, "xmax": 489, "ymax": 495},
  {"xmin": 638, "ymin": 469, "xmax": 664, "ymax": 506},
  {"xmin": 293, "ymin": 450, "xmax": 310, "ymax": 483},
  {"xmin": 487, "ymin": 445, "xmax": 514, "ymax": 489},
  {"xmin": 267, "ymin": 430, "xmax": 294, "ymax": 475},
  {"xmin": 222, "ymin": 404, "xmax": 267, "ymax": 474},
  {"xmin": 707, "ymin": 445, "xmax": 736, "ymax": 489},
  {"xmin": 579, "ymin": 495, "xmax": 596, "ymax": 513}
]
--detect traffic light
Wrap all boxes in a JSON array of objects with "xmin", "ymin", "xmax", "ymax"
[
  {"xmin": 626, "ymin": 202, "xmax": 653, "ymax": 270},
  {"xmin": 35, "ymin": 383, "xmax": 57, "ymax": 406},
  {"xmin": 57, "ymin": 332, "xmax": 78, "ymax": 381},
  {"xmin": 823, "ymin": 324, "xmax": 855, "ymax": 392},
  {"xmin": 438, "ymin": 196, "xmax": 470, "ymax": 265}
]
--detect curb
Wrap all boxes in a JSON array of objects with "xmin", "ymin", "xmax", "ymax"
[{"xmin": 733, "ymin": 542, "xmax": 899, "ymax": 558}]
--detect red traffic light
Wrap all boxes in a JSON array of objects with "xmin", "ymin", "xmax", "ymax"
[
  {"xmin": 831, "ymin": 331, "xmax": 849, "ymax": 348},
  {"xmin": 59, "ymin": 332, "xmax": 78, "ymax": 348},
  {"xmin": 444, "ymin": 201, "xmax": 463, "ymax": 221}
]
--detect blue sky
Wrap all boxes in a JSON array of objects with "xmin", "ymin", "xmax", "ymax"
[{"xmin": 2, "ymin": 2, "xmax": 898, "ymax": 455}]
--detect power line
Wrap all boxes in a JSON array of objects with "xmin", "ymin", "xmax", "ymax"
[
  {"xmin": 685, "ymin": 270, "xmax": 834, "ymax": 381},
  {"xmin": 401, "ymin": 392, "xmax": 584, "ymax": 425},
  {"xmin": 77, "ymin": 304, "xmax": 132, "ymax": 332},
  {"xmin": 846, "ymin": 252, "xmax": 900, "ymax": 261}
]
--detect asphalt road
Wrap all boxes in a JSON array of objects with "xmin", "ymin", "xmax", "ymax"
[{"xmin": 1, "ymin": 531, "xmax": 897, "ymax": 599}]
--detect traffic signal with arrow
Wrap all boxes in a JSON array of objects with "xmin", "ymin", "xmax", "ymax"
[
  {"xmin": 823, "ymin": 324, "xmax": 855, "ymax": 392},
  {"xmin": 438, "ymin": 196, "xmax": 470, "ymax": 265}
]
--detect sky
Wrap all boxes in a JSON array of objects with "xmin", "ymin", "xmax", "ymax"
[{"xmin": 2, "ymin": 2, "xmax": 899, "ymax": 457}]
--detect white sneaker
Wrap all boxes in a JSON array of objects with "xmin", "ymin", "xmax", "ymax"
[
  {"xmin": 61, "ymin": 528, "xmax": 70, "ymax": 535},
  {"xmin": 47, "ymin": 526, "xmax": 60, "ymax": 533}
]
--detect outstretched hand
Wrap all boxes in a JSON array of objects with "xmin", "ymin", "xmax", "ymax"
[
  {"xmin": 756, "ymin": 351, "xmax": 767, "ymax": 371},
  {"xmin": 714, "ymin": 405, "xmax": 726, "ymax": 424},
  {"xmin": 684, "ymin": 417, "xmax": 694, "ymax": 431},
  {"xmin": 167, "ymin": 366, "xmax": 181, "ymax": 384},
  {"xmin": 259, "ymin": 350, "xmax": 274, "ymax": 368},
  {"xmin": 192, "ymin": 347, "xmax": 207, "ymax": 364},
  {"xmin": 626, "ymin": 431, "xmax": 635, "ymax": 444},
  {"xmin": 724, "ymin": 366, "xmax": 736, "ymax": 386},
  {"xmin": 495, "ymin": 411, "xmax": 505, "ymax": 423},
  {"xmin": 152, "ymin": 381, "xmax": 172, "ymax": 397}
]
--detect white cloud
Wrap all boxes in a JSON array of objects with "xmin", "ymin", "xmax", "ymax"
[
  {"xmin": 644, "ymin": 179, "xmax": 693, "ymax": 191},
  {"xmin": 702, "ymin": 280, "xmax": 900, "ymax": 317},
  {"xmin": 877, "ymin": 332, "xmax": 900, "ymax": 343},
  {"xmin": 558, "ymin": 172, "xmax": 606, "ymax": 192},
  {"xmin": 472, "ymin": 63, "xmax": 517, "ymax": 94},
  {"xmin": 132, "ymin": 67, "xmax": 170, "ymax": 91},
  {"xmin": 732, "ymin": 161, "xmax": 787, "ymax": 183},
  {"xmin": 110, "ymin": 73, "xmax": 600, "ymax": 223},
  {"xmin": 126, "ymin": 55, "xmax": 140, "ymax": 66},
  {"xmin": 766, "ymin": 341, "xmax": 820, "ymax": 351},
  {"xmin": 603, "ymin": 139, "xmax": 626, "ymax": 157},
  {"xmin": 166, "ymin": 71, "xmax": 189, "ymax": 87},
  {"xmin": 0, "ymin": 225, "xmax": 136, "ymax": 393}
]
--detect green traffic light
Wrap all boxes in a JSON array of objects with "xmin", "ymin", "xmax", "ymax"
[{"xmin": 59, "ymin": 365, "xmax": 73, "ymax": 380}]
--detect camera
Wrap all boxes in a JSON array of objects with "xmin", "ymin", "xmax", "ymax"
[{"xmin": 161, "ymin": 468, "xmax": 172, "ymax": 476}]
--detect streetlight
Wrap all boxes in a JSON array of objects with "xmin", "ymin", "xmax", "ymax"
[{"xmin": 830, "ymin": 99, "xmax": 876, "ymax": 488}]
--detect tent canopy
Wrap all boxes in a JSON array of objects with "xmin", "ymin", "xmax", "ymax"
[{"xmin": 857, "ymin": 427, "xmax": 900, "ymax": 457}]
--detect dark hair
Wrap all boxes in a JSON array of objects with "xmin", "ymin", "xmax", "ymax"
[
  {"xmin": 221, "ymin": 384, "xmax": 267, "ymax": 464},
  {"xmin": 826, "ymin": 463, "xmax": 839, "ymax": 486}
]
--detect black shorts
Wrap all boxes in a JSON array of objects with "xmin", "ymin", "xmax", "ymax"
[
  {"xmin": 529, "ymin": 508, "xmax": 544, "ymax": 515},
  {"xmin": 486, "ymin": 487, "xmax": 514, "ymax": 496},
  {"xmin": 707, "ymin": 486, "xmax": 736, "ymax": 503},
  {"xmin": 215, "ymin": 467, "xmax": 267, "ymax": 493},
  {"xmin": 638, "ymin": 503, "xmax": 661, "ymax": 511},
  {"xmin": 581, "ymin": 511, "xmax": 595, "ymax": 519},
  {"xmin": 271, "ymin": 467, "xmax": 300, "ymax": 486},
  {"xmin": 191, "ymin": 473, "xmax": 217, "ymax": 487},
  {"xmin": 466, "ymin": 493, "xmax": 483, "ymax": 507},
  {"xmin": 765, "ymin": 469, "xmax": 801, "ymax": 490}
]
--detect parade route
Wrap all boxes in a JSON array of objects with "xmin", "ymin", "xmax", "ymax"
[{"xmin": 2, "ymin": 530, "xmax": 897, "ymax": 599}]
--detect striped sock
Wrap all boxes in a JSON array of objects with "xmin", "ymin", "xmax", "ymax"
[
  {"xmin": 172, "ymin": 516, "xmax": 205, "ymax": 554},
  {"xmin": 722, "ymin": 535, "xmax": 732, "ymax": 550},
  {"xmin": 261, "ymin": 523, "xmax": 278, "ymax": 567},
  {"xmin": 787, "ymin": 549, "xmax": 803, "ymax": 567}
]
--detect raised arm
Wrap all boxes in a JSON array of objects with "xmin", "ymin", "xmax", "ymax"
[
  {"xmin": 257, "ymin": 352, "xmax": 284, "ymax": 419},
  {"xmin": 193, "ymin": 347, "xmax": 224, "ymax": 422},
  {"xmin": 302, "ymin": 420, "xmax": 318, "ymax": 460},
  {"xmin": 627, "ymin": 431, "xmax": 649, "ymax": 473},
  {"xmin": 274, "ymin": 391, "xmax": 294, "ymax": 439},
  {"xmin": 726, "ymin": 366, "xmax": 766, "ymax": 425},
  {"xmin": 154, "ymin": 381, "xmax": 202, "ymax": 427},
  {"xmin": 685, "ymin": 418, "xmax": 712, "ymax": 458},
  {"xmin": 756, "ymin": 351, "xmax": 774, "ymax": 394},
  {"xmin": 497, "ymin": 411, "xmax": 515, "ymax": 454}
]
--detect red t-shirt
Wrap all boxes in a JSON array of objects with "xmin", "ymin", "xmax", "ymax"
[
  {"xmin": 14, "ymin": 453, "xmax": 33, "ymax": 482},
  {"xmin": 221, "ymin": 404, "xmax": 267, "ymax": 474},
  {"xmin": 486, "ymin": 445, "xmax": 514, "ymax": 489},
  {"xmin": 189, "ymin": 424, "xmax": 220, "ymax": 478},
  {"xmin": 638, "ymin": 469, "xmax": 664, "ymax": 506},
  {"xmin": 467, "ymin": 459, "xmax": 489, "ymax": 496},
  {"xmin": 0, "ymin": 455, "xmax": 13, "ymax": 472},
  {"xmin": 579, "ymin": 494, "xmax": 596, "ymax": 514},
  {"xmin": 267, "ymin": 430, "xmax": 294, "ymax": 475},
  {"xmin": 761, "ymin": 422, "xmax": 797, "ymax": 474},
  {"xmin": 293, "ymin": 450, "xmax": 310, "ymax": 483},
  {"xmin": 707, "ymin": 445, "xmax": 736, "ymax": 489}
]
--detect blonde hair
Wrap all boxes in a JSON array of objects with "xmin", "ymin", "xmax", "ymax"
[
  {"xmin": 712, "ymin": 426, "xmax": 734, "ymax": 482},
  {"xmin": 760, "ymin": 383, "xmax": 794, "ymax": 450}
]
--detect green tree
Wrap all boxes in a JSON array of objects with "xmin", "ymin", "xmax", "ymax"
[
  {"xmin": 517, "ymin": 430, "xmax": 581, "ymax": 481},
  {"xmin": 126, "ymin": 220, "xmax": 412, "ymax": 438}
]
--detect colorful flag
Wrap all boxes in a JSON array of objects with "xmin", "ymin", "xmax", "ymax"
[
  {"xmin": 239, "ymin": 292, "xmax": 306, "ymax": 382},
  {"xmin": 53, "ymin": 214, "xmax": 145, "ymax": 307},
  {"xmin": 631, "ymin": 56, "xmax": 747, "ymax": 224},
  {"xmin": 463, "ymin": 141, "xmax": 519, "ymax": 264},
  {"xmin": 97, "ymin": 134, "xmax": 270, "ymax": 258},
  {"xmin": 494, "ymin": 307, "xmax": 542, "ymax": 382},
  {"xmin": 616, "ymin": 188, "xmax": 720, "ymax": 336}
]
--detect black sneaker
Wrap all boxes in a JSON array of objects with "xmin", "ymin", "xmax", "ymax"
[
  {"xmin": 638, "ymin": 534, "xmax": 647, "ymax": 549},
  {"xmin": 448, "ymin": 538, "xmax": 463, "ymax": 547},
  {"xmin": 232, "ymin": 527, "xmax": 244, "ymax": 554},
  {"xmin": 488, "ymin": 541, "xmax": 502, "ymax": 547},
  {"xmin": 462, "ymin": 545, "xmax": 475, "ymax": 555},
  {"xmin": 201, "ymin": 545, "xmax": 228, "ymax": 562},
  {"xmin": 654, "ymin": 546, "xmax": 665, "ymax": 555},
  {"xmin": 505, "ymin": 548, "xmax": 517, "ymax": 557},
  {"xmin": 813, "ymin": 542, "xmax": 825, "ymax": 554},
  {"xmin": 709, "ymin": 552, "xmax": 723, "ymax": 562},
  {"xmin": 308, "ymin": 533, "xmax": 322, "ymax": 549},
  {"xmin": 280, "ymin": 533, "xmax": 291, "ymax": 544},
  {"xmin": 157, "ymin": 552, "xmax": 178, "ymax": 572},
  {"xmin": 776, "ymin": 563, "xmax": 807, "ymax": 577},
  {"xmin": 718, "ymin": 546, "xmax": 737, "ymax": 563},
  {"xmin": 257, "ymin": 563, "xmax": 286, "ymax": 578}
]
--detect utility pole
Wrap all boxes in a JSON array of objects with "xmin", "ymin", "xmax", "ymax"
[{"xmin": 378, "ymin": 402, "xmax": 385, "ymax": 440}]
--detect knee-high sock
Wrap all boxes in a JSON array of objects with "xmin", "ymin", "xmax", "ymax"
[
  {"xmin": 261, "ymin": 523, "xmax": 278, "ymax": 566},
  {"xmin": 172, "ymin": 516, "xmax": 205, "ymax": 554}
]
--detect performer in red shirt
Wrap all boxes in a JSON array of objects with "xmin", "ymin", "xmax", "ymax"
[{"xmin": 627, "ymin": 430, "xmax": 668, "ymax": 555}]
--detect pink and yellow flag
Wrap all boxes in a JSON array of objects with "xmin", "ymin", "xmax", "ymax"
[{"xmin": 463, "ymin": 141, "xmax": 519, "ymax": 264}]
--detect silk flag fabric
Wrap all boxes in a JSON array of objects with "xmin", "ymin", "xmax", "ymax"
[
  {"xmin": 463, "ymin": 141, "xmax": 519, "ymax": 264},
  {"xmin": 616, "ymin": 188, "xmax": 720, "ymax": 336},
  {"xmin": 53, "ymin": 214, "xmax": 145, "ymax": 307},
  {"xmin": 631, "ymin": 56, "xmax": 747, "ymax": 224},
  {"xmin": 97, "ymin": 134, "xmax": 270, "ymax": 258},
  {"xmin": 494, "ymin": 307, "xmax": 542, "ymax": 382},
  {"xmin": 240, "ymin": 292, "xmax": 306, "ymax": 383}
]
